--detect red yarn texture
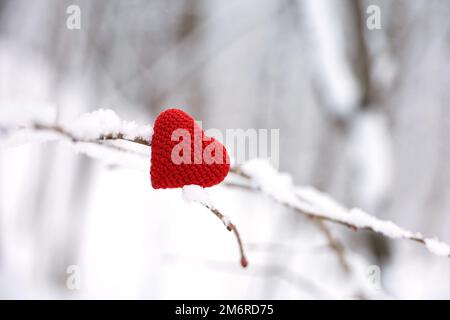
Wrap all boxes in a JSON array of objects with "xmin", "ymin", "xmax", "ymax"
[{"xmin": 150, "ymin": 109, "xmax": 230, "ymax": 189}]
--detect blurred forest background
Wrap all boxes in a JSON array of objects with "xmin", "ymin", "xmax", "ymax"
[{"xmin": 1, "ymin": 0, "xmax": 450, "ymax": 299}]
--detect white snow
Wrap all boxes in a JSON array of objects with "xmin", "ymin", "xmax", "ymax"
[
  {"xmin": 296, "ymin": 186, "xmax": 417, "ymax": 238},
  {"xmin": 65, "ymin": 109, "xmax": 153, "ymax": 143},
  {"xmin": 1, "ymin": 108, "xmax": 153, "ymax": 147},
  {"xmin": 0, "ymin": 102, "xmax": 59, "ymax": 148},
  {"xmin": 0, "ymin": 102, "xmax": 56, "ymax": 128},
  {"xmin": 0, "ymin": 130, "xmax": 60, "ymax": 149},
  {"xmin": 2, "ymin": 108, "xmax": 450, "ymax": 261},
  {"xmin": 70, "ymin": 140, "xmax": 150, "ymax": 172},
  {"xmin": 240, "ymin": 159, "xmax": 299, "ymax": 206},
  {"xmin": 238, "ymin": 159, "xmax": 450, "ymax": 258},
  {"xmin": 347, "ymin": 208, "xmax": 418, "ymax": 239},
  {"xmin": 425, "ymin": 238, "xmax": 450, "ymax": 257},
  {"xmin": 182, "ymin": 185, "xmax": 212, "ymax": 207},
  {"xmin": 296, "ymin": 186, "xmax": 349, "ymax": 216},
  {"xmin": 220, "ymin": 215, "xmax": 231, "ymax": 227}
]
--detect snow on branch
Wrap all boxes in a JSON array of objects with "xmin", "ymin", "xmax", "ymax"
[
  {"xmin": 0, "ymin": 108, "xmax": 153, "ymax": 148},
  {"xmin": 182, "ymin": 185, "xmax": 248, "ymax": 268},
  {"xmin": 0, "ymin": 109, "xmax": 247, "ymax": 267},
  {"xmin": 230, "ymin": 159, "xmax": 450, "ymax": 258},
  {"xmin": 2, "ymin": 108, "xmax": 450, "ymax": 263},
  {"xmin": 64, "ymin": 109, "xmax": 153, "ymax": 144}
]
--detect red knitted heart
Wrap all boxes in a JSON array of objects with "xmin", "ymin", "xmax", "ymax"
[{"xmin": 150, "ymin": 109, "xmax": 230, "ymax": 189}]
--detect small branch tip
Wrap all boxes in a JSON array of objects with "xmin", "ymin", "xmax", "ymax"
[{"xmin": 240, "ymin": 257, "xmax": 249, "ymax": 268}]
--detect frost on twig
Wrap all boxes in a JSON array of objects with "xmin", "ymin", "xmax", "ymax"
[
  {"xmin": 230, "ymin": 159, "xmax": 450, "ymax": 258},
  {"xmin": 182, "ymin": 185, "xmax": 248, "ymax": 268},
  {"xmin": 2, "ymin": 108, "xmax": 450, "ymax": 265},
  {"xmin": 0, "ymin": 108, "xmax": 153, "ymax": 148},
  {"xmin": 64, "ymin": 109, "xmax": 153, "ymax": 145},
  {"xmin": 2, "ymin": 109, "xmax": 249, "ymax": 267}
]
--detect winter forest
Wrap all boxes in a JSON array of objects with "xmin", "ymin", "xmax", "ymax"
[{"xmin": 1, "ymin": 0, "xmax": 450, "ymax": 299}]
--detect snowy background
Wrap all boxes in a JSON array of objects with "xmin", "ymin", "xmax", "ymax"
[{"xmin": 1, "ymin": 0, "xmax": 450, "ymax": 299}]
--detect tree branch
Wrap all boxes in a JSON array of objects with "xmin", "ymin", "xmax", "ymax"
[
  {"xmin": 30, "ymin": 122, "xmax": 248, "ymax": 267},
  {"xmin": 312, "ymin": 219, "xmax": 350, "ymax": 273},
  {"xmin": 3, "ymin": 114, "xmax": 450, "ymax": 263},
  {"xmin": 224, "ymin": 175, "xmax": 352, "ymax": 273},
  {"xmin": 229, "ymin": 165, "xmax": 450, "ymax": 258},
  {"xmin": 202, "ymin": 204, "xmax": 248, "ymax": 268},
  {"xmin": 33, "ymin": 123, "xmax": 152, "ymax": 147}
]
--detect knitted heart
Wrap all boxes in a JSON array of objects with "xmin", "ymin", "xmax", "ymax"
[{"xmin": 150, "ymin": 109, "xmax": 230, "ymax": 189}]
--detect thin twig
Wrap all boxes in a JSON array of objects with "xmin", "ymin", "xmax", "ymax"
[
  {"xmin": 11, "ymin": 123, "xmax": 248, "ymax": 267},
  {"xmin": 228, "ymin": 166, "xmax": 438, "ymax": 251},
  {"xmin": 312, "ymin": 219, "xmax": 350, "ymax": 273},
  {"xmin": 6, "ymin": 123, "xmax": 450, "ymax": 260},
  {"xmin": 33, "ymin": 123, "xmax": 152, "ymax": 147},
  {"xmin": 31, "ymin": 124, "xmax": 248, "ymax": 267},
  {"xmin": 203, "ymin": 204, "xmax": 248, "ymax": 268},
  {"xmin": 224, "ymin": 178, "xmax": 352, "ymax": 272}
]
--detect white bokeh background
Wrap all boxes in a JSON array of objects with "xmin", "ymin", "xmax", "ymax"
[{"xmin": 1, "ymin": 0, "xmax": 450, "ymax": 299}]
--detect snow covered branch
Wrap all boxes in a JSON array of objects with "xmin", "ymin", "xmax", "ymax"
[
  {"xmin": 1, "ymin": 109, "xmax": 249, "ymax": 267},
  {"xmin": 182, "ymin": 185, "xmax": 248, "ymax": 268},
  {"xmin": 229, "ymin": 160, "xmax": 450, "ymax": 258},
  {"xmin": 2, "ymin": 108, "xmax": 450, "ymax": 266},
  {"xmin": 33, "ymin": 123, "xmax": 152, "ymax": 147}
]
